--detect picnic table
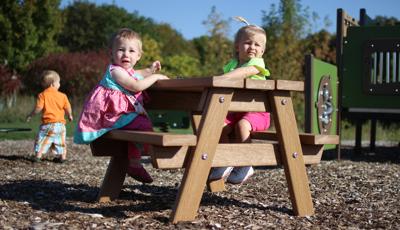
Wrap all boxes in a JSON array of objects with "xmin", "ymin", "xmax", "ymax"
[{"xmin": 90, "ymin": 76, "xmax": 339, "ymax": 223}]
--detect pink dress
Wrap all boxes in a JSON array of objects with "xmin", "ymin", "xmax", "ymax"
[{"xmin": 74, "ymin": 64, "xmax": 148, "ymax": 144}]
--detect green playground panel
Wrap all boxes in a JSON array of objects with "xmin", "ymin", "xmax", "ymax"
[
  {"xmin": 306, "ymin": 56, "xmax": 338, "ymax": 150},
  {"xmin": 342, "ymin": 26, "xmax": 400, "ymax": 109}
]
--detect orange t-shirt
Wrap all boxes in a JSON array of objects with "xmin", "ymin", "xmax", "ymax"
[{"xmin": 36, "ymin": 87, "xmax": 71, "ymax": 124}]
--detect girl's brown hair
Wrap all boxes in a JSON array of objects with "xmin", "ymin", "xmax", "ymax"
[{"xmin": 109, "ymin": 28, "xmax": 143, "ymax": 53}]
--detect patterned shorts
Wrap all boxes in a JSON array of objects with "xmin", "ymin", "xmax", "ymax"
[{"xmin": 34, "ymin": 123, "xmax": 66, "ymax": 155}]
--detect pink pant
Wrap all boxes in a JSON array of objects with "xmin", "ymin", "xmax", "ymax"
[
  {"xmin": 225, "ymin": 112, "xmax": 270, "ymax": 131},
  {"xmin": 120, "ymin": 115, "xmax": 153, "ymax": 159}
]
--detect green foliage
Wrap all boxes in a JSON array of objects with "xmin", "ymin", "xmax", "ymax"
[
  {"xmin": 0, "ymin": 0, "xmax": 63, "ymax": 71},
  {"xmin": 202, "ymin": 6, "xmax": 230, "ymax": 38},
  {"xmin": 372, "ymin": 16, "xmax": 400, "ymax": 26},
  {"xmin": 152, "ymin": 23, "xmax": 198, "ymax": 57},
  {"xmin": 192, "ymin": 7, "xmax": 232, "ymax": 76},
  {"xmin": 162, "ymin": 55, "xmax": 202, "ymax": 78},
  {"xmin": 59, "ymin": 1, "xmax": 196, "ymax": 61},
  {"xmin": 192, "ymin": 35, "xmax": 232, "ymax": 76},
  {"xmin": 59, "ymin": 2, "xmax": 140, "ymax": 51},
  {"xmin": 262, "ymin": 0, "xmax": 312, "ymax": 81},
  {"xmin": 138, "ymin": 34, "xmax": 163, "ymax": 69},
  {"xmin": 303, "ymin": 30, "xmax": 336, "ymax": 64}
]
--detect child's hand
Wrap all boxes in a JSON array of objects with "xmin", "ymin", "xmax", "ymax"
[
  {"xmin": 150, "ymin": 61, "xmax": 161, "ymax": 74},
  {"xmin": 157, "ymin": 74, "xmax": 169, "ymax": 80},
  {"xmin": 68, "ymin": 115, "xmax": 73, "ymax": 122}
]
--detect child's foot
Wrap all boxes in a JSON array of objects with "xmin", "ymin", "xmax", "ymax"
[
  {"xmin": 53, "ymin": 157, "xmax": 66, "ymax": 164},
  {"xmin": 227, "ymin": 166, "xmax": 254, "ymax": 184},
  {"xmin": 127, "ymin": 165, "xmax": 153, "ymax": 183},
  {"xmin": 208, "ymin": 167, "xmax": 233, "ymax": 181},
  {"xmin": 32, "ymin": 156, "xmax": 42, "ymax": 163}
]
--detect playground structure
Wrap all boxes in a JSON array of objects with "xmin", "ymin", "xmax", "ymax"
[
  {"xmin": 337, "ymin": 9, "xmax": 400, "ymax": 155},
  {"xmin": 305, "ymin": 8, "xmax": 400, "ymax": 158}
]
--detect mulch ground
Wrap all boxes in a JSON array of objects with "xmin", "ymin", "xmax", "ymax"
[{"xmin": 0, "ymin": 139, "xmax": 399, "ymax": 229}]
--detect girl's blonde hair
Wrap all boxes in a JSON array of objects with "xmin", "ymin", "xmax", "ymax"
[
  {"xmin": 41, "ymin": 70, "xmax": 60, "ymax": 88},
  {"xmin": 110, "ymin": 28, "xmax": 143, "ymax": 53},
  {"xmin": 233, "ymin": 17, "xmax": 267, "ymax": 59}
]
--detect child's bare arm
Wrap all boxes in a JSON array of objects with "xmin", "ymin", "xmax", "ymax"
[
  {"xmin": 112, "ymin": 68, "xmax": 169, "ymax": 92},
  {"xmin": 136, "ymin": 61, "xmax": 162, "ymax": 77},
  {"xmin": 65, "ymin": 107, "xmax": 73, "ymax": 122},
  {"xmin": 216, "ymin": 66, "xmax": 259, "ymax": 79},
  {"xmin": 26, "ymin": 107, "xmax": 42, "ymax": 122}
]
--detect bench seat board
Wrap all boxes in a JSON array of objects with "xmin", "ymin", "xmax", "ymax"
[
  {"xmin": 103, "ymin": 130, "xmax": 197, "ymax": 146},
  {"xmin": 251, "ymin": 131, "xmax": 339, "ymax": 145}
]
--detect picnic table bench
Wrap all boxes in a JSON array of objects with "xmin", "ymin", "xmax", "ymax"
[{"xmin": 90, "ymin": 76, "xmax": 339, "ymax": 223}]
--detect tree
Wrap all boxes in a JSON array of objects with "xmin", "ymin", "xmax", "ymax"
[
  {"xmin": 372, "ymin": 16, "xmax": 399, "ymax": 26},
  {"xmin": 59, "ymin": 1, "xmax": 196, "ymax": 61},
  {"xmin": 262, "ymin": 0, "xmax": 312, "ymax": 81},
  {"xmin": 192, "ymin": 6, "xmax": 232, "ymax": 76},
  {"xmin": 153, "ymin": 23, "xmax": 198, "ymax": 57},
  {"xmin": 0, "ymin": 0, "xmax": 62, "ymax": 71},
  {"xmin": 303, "ymin": 30, "xmax": 336, "ymax": 64},
  {"xmin": 59, "ymin": 2, "xmax": 136, "ymax": 51}
]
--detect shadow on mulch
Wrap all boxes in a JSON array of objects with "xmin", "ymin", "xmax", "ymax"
[
  {"xmin": 322, "ymin": 145, "xmax": 400, "ymax": 163},
  {"xmin": 0, "ymin": 155, "xmax": 61, "ymax": 164},
  {"xmin": 0, "ymin": 178, "xmax": 291, "ymax": 220},
  {"xmin": 0, "ymin": 179, "xmax": 176, "ymax": 218}
]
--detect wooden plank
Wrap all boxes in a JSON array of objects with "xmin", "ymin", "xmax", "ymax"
[
  {"xmin": 245, "ymin": 79, "xmax": 275, "ymax": 90},
  {"xmin": 171, "ymin": 88, "xmax": 234, "ymax": 223},
  {"xmin": 229, "ymin": 90, "xmax": 270, "ymax": 112},
  {"xmin": 103, "ymin": 130, "xmax": 197, "ymax": 147},
  {"xmin": 151, "ymin": 146, "xmax": 190, "ymax": 168},
  {"xmin": 276, "ymin": 80, "xmax": 304, "ymax": 91},
  {"xmin": 269, "ymin": 90, "xmax": 314, "ymax": 216},
  {"xmin": 251, "ymin": 131, "xmax": 340, "ymax": 145},
  {"xmin": 152, "ymin": 143, "xmax": 323, "ymax": 169},
  {"xmin": 152, "ymin": 76, "xmax": 244, "ymax": 89}
]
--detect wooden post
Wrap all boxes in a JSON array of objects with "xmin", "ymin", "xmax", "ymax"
[
  {"xmin": 269, "ymin": 90, "xmax": 314, "ymax": 216},
  {"xmin": 170, "ymin": 88, "xmax": 233, "ymax": 223}
]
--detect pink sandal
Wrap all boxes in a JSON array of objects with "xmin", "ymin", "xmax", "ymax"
[{"xmin": 127, "ymin": 166, "xmax": 153, "ymax": 183}]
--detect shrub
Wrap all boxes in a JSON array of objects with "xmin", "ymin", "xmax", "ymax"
[{"xmin": 23, "ymin": 51, "xmax": 109, "ymax": 98}]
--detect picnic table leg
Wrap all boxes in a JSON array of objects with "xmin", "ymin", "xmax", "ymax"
[
  {"xmin": 97, "ymin": 154, "xmax": 129, "ymax": 202},
  {"xmin": 91, "ymin": 139, "xmax": 128, "ymax": 203},
  {"xmin": 269, "ymin": 90, "xmax": 314, "ymax": 216},
  {"xmin": 170, "ymin": 88, "xmax": 233, "ymax": 223}
]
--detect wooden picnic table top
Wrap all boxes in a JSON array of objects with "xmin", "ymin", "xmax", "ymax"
[{"xmin": 150, "ymin": 77, "xmax": 304, "ymax": 92}]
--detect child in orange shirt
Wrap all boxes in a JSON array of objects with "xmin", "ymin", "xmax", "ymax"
[{"xmin": 26, "ymin": 70, "xmax": 73, "ymax": 163}]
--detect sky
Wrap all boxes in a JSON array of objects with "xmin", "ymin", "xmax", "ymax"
[{"xmin": 60, "ymin": 0, "xmax": 400, "ymax": 40}]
